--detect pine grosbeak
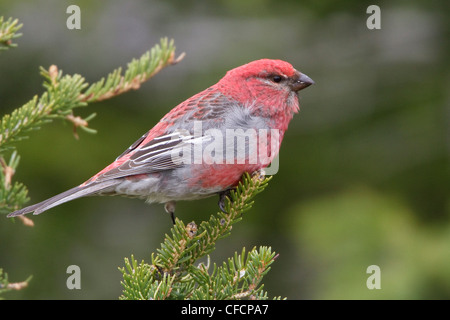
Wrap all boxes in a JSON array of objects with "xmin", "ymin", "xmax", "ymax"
[{"xmin": 8, "ymin": 59, "xmax": 314, "ymax": 223}]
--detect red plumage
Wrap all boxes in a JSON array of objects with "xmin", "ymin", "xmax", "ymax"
[{"xmin": 7, "ymin": 59, "xmax": 314, "ymax": 221}]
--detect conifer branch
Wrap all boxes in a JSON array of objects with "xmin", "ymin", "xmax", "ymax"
[
  {"xmin": 0, "ymin": 17, "xmax": 22, "ymax": 51},
  {"xmin": 120, "ymin": 172, "xmax": 283, "ymax": 300},
  {"xmin": 0, "ymin": 151, "xmax": 30, "ymax": 218},
  {"xmin": 0, "ymin": 38, "xmax": 183, "ymax": 218},
  {"xmin": 0, "ymin": 37, "xmax": 183, "ymax": 153},
  {"xmin": 0, "ymin": 268, "xmax": 32, "ymax": 295},
  {"xmin": 79, "ymin": 41, "xmax": 184, "ymax": 103}
]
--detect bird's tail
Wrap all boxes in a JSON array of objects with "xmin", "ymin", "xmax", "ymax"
[{"xmin": 7, "ymin": 180, "xmax": 119, "ymax": 217}]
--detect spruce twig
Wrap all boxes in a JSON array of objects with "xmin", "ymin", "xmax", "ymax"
[
  {"xmin": 0, "ymin": 268, "xmax": 32, "ymax": 295},
  {"xmin": 120, "ymin": 172, "xmax": 282, "ymax": 300},
  {"xmin": 0, "ymin": 151, "xmax": 30, "ymax": 221},
  {"xmin": 0, "ymin": 38, "xmax": 183, "ymax": 220},
  {"xmin": 0, "ymin": 17, "xmax": 22, "ymax": 51},
  {"xmin": 0, "ymin": 38, "xmax": 183, "ymax": 153}
]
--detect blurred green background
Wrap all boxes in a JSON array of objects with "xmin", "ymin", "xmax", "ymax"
[{"xmin": 0, "ymin": 0, "xmax": 448, "ymax": 299}]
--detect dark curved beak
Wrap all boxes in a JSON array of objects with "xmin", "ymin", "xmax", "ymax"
[{"xmin": 291, "ymin": 71, "xmax": 314, "ymax": 92}]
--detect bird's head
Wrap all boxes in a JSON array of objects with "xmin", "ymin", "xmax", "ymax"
[{"xmin": 217, "ymin": 59, "xmax": 314, "ymax": 120}]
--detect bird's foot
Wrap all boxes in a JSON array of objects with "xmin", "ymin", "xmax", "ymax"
[
  {"xmin": 218, "ymin": 189, "xmax": 232, "ymax": 214},
  {"xmin": 251, "ymin": 168, "xmax": 266, "ymax": 181}
]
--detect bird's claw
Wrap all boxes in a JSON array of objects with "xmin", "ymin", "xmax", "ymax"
[{"xmin": 218, "ymin": 189, "xmax": 232, "ymax": 214}]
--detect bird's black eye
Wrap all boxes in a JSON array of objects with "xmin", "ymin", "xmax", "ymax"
[{"xmin": 272, "ymin": 75, "xmax": 282, "ymax": 83}]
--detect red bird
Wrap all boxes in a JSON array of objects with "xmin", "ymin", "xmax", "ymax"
[{"xmin": 8, "ymin": 59, "xmax": 314, "ymax": 223}]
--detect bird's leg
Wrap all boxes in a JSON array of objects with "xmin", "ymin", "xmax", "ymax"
[
  {"xmin": 164, "ymin": 201, "xmax": 177, "ymax": 224},
  {"xmin": 218, "ymin": 189, "xmax": 232, "ymax": 213}
]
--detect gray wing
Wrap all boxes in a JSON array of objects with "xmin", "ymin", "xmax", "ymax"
[
  {"xmin": 94, "ymin": 131, "xmax": 208, "ymax": 181},
  {"xmin": 89, "ymin": 90, "xmax": 268, "ymax": 183}
]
